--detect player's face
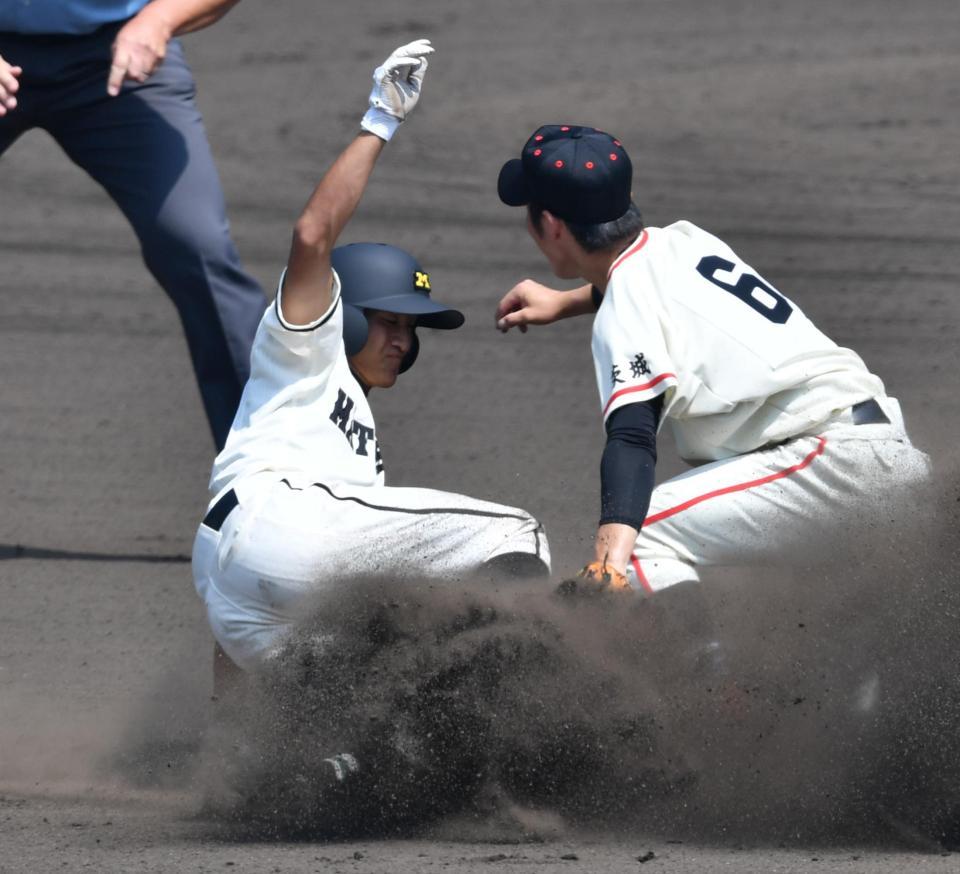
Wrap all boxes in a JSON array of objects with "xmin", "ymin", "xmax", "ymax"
[
  {"xmin": 349, "ymin": 310, "xmax": 416, "ymax": 389},
  {"xmin": 526, "ymin": 212, "xmax": 579, "ymax": 279}
]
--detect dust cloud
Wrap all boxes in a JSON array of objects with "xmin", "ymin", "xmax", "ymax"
[
  {"xmin": 197, "ymin": 577, "xmax": 690, "ymax": 840},
  {"xmin": 192, "ymin": 470, "xmax": 960, "ymax": 848}
]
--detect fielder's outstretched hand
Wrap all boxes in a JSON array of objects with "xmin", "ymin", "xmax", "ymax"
[
  {"xmin": 361, "ymin": 38, "xmax": 433, "ymax": 141},
  {"xmin": 496, "ymin": 280, "xmax": 594, "ymax": 333},
  {"xmin": 0, "ymin": 54, "xmax": 22, "ymax": 116}
]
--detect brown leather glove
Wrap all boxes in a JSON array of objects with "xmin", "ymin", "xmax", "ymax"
[{"xmin": 555, "ymin": 560, "xmax": 632, "ymax": 597}]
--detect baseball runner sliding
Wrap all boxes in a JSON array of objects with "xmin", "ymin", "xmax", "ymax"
[{"xmin": 191, "ymin": 41, "xmax": 550, "ymax": 684}]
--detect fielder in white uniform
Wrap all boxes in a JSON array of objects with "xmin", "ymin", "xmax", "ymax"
[
  {"xmin": 496, "ymin": 125, "xmax": 928, "ymax": 597},
  {"xmin": 192, "ymin": 42, "xmax": 549, "ymax": 681}
]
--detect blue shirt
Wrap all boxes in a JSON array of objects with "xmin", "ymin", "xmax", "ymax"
[{"xmin": 0, "ymin": 1, "xmax": 150, "ymax": 35}]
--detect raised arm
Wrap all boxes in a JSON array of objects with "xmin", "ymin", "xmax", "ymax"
[
  {"xmin": 281, "ymin": 135, "xmax": 386, "ymax": 325},
  {"xmin": 280, "ymin": 39, "xmax": 433, "ymax": 326}
]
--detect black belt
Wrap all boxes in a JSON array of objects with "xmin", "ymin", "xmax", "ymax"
[
  {"xmin": 851, "ymin": 398, "xmax": 889, "ymax": 426},
  {"xmin": 202, "ymin": 488, "xmax": 238, "ymax": 532}
]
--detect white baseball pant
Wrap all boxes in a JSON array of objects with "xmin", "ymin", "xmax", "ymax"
[
  {"xmin": 626, "ymin": 398, "xmax": 931, "ymax": 593},
  {"xmin": 192, "ymin": 475, "xmax": 550, "ymax": 669}
]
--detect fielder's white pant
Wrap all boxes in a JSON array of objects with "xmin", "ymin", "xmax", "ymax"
[
  {"xmin": 192, "ymin": 475, "xmax": 550, "ymax": 669},
  {"xmin": 625, "ymin": 398, "xmax": 931, "ymax": 594}
]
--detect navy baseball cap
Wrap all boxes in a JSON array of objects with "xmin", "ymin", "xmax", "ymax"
[{"xmin": 497, "ymin": 125, "xmax": 632, "ymax": 223}]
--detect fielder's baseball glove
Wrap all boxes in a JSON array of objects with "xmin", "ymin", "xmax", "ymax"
[{"xmin": 555, "ymin": 560, "xmax": 632, "ymax": 597}]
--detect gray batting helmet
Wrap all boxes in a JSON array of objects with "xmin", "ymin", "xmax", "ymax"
[{"xmin": 331, "ymin": 243, "xmax": 464, "ymax": 373}]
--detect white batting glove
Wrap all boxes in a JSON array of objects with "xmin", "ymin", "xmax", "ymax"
[{"xmin": 360, "ymin": 38, "xmax": 433, "ymax": 142}]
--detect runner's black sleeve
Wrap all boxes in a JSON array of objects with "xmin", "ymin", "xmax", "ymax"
[{"xmin": 599, "ymin": 396, "xmax": 663, "ymax": 530}]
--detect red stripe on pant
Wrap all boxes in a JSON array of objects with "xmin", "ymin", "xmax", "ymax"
[
  {"xmin": 629, "ymin": 436, "xmax": 828, "ymax": 589},
  {"xmin": 630, "ymin": 554, "xmax": 655, "ymax": 595}
]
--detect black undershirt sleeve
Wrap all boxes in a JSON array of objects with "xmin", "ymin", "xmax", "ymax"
[{"xmin": 599, "ymin": 396, "xmax": 663, "ymax": 530}]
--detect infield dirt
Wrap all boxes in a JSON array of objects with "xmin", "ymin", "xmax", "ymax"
[{"xmin": 2, "ymin": 1, "xmax": 959, "ymax": 871}]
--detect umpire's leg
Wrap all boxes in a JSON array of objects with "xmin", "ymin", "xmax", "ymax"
[
  {"xmin": 48, "ymin": 33, "xmax": 265, "ymax": 449},
  {"xmin": 0, "ymin": 107, "xmax": 26, "ymax": 154}
]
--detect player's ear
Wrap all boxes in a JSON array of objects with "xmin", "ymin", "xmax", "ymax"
[{"xmin": 541, "ymin": 209, "xmax": 565, "ymax": 241}]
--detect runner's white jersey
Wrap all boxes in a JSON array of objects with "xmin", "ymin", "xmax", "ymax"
[
  {"xmin": 592, "ymin": 221, "xmax": 884, "ymax": 462},
  {"xmin": 209, "ymin": 270, "xmax": 383, "ymax": 497}
]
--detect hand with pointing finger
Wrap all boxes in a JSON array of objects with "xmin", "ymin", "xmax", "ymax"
[{"xmin": 107, "ymin": 6, "xmax": 174, "ymax": 96}]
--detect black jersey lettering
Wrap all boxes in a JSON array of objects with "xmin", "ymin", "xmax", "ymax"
[
  {"xmin": 329, "ymin": 388, "xmax": 355, "ymax": 434},
  {"xmin": 329, "ymin": 388, "xmax": 380, "ymax": 465}
]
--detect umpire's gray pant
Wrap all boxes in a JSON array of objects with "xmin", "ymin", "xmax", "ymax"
[{"xmin": 0, "ymin": 22, "xmax": 266, "ymax": 449}]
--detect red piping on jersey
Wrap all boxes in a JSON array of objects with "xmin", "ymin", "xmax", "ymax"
[
  {"xmin": 607, "ymin": 229, "xmax": 649, "ymax": 276},
  {"xmin": 603, "ymin": 373, "xmax": 676, "ymax": 417},
  {"xmin": 644, "ymin": 436, "xmax": 828, "ymax": 527}
]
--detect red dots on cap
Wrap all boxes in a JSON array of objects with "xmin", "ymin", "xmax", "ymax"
[
  {"xmin": 561, "ymin": 126, "xmax": 570, "ymax": 131},
  {"xmin": 585, "ymin": 161, "xmax": 595, "ymax": 169},
  {"xmin": 555, "ymin": 159, "xmax": 564, "ymax": 168},
  {"xmin": 534, "ymin": 135, "xmax": 544, "ymax": 141},
  {"xmin": 533, "ymin": 148, "xmax": 542, "ymax": 156},
  {"xmin": 613, "ymin": 140, "xmax": 621, "ymax": 146},
  {"xmin": 610, "ymin": 153, "xmax": 618, "ymax": 160}
]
